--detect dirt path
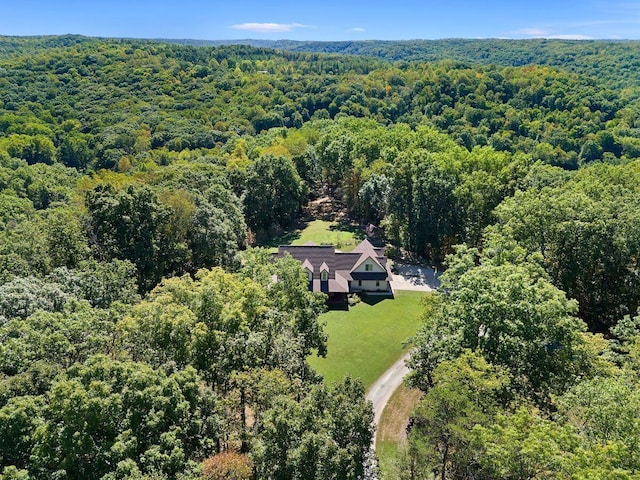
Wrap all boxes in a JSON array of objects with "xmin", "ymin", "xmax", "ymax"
[{"xmin": 366, "ymin": 352, "xmax": 411, "ymax": 447}]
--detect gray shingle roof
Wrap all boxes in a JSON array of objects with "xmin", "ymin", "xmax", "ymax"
[{"xmin": 275, "ymin": 240, "xmax": 390, "ymax": 294}]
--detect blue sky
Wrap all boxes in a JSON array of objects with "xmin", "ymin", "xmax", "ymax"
[{"xmin": 2, "ymin": 1, "xmax": 640, "ymax": 40}]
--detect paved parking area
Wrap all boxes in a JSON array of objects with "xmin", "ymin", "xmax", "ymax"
[{"xmin": 390, "ymin": 263, "xmax": 441, "ymax": 292}]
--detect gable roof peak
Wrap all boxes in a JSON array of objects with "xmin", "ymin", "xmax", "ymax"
[
  {"xmin": 351, "ymin": 251, "xmax": 384, "ymax": 272},
  {"xmin": 351, "ymin": 238, "xmax": 378, "ymax": 254}
]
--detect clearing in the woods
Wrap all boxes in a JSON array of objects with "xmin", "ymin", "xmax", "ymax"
[{"xmin": 308, "ymin": 290, "xmax": 427, "ymax": 389}]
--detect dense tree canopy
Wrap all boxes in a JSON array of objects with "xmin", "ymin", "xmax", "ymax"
[
  {"xmin": 1, "ymin": 34, "xmax": 640, "ymax": 479},
  {"xmin": 408, "ymin": 246, "xmax": 589, "ymax": 401},
  {"xmin": 489, "ymin": 161, "xmax": 640, "ymax": 332}
]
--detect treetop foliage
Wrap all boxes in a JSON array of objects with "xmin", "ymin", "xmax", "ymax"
[{"xmin": 1, "ymin": 34, "xmax": 640, "ymax": 479}]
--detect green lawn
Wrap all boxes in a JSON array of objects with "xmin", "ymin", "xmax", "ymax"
[
  {"xmin": 377, "ymin": 383, "xmax": 423, "ymax": 479},
  {"xmin": 265, "ymin": 220, "xmax": 364, "ymax": 252},
  {"xmin": 377, "ymin": 440, "xmax": 399, "ymax": 480},
  {"xmin": 308, "ymin": 291, "xmax": 428, "ymax": 390},
  {"xmin": 291, "ymin": 220, "xmax": 364, "ymax": 252}
]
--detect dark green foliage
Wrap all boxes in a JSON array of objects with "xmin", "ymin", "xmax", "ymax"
[
  {"xmin": 408, "ymin": 246, "xmax": 588, "ymax": 401},
  {"xmin": 2, "ymin": 34, "xmax": 640, "ymax": 480},
  {"xmin": 490, "ymin": 161, "xmax": 640, "ymax": 331},
  {"xmin": 244, "ymin": 155, "xmax": 307, "ymax": 236},
  {"xmin": 121, "ymin": 260, "xmax": 327, "ymax": 389},
  {"xmin": 29, "ymin": 356, "xmax": 218, "ymax": 480},
  {"xmin": 85, "ymin": 184, "xmax": 173, "ymax": 292},
  {"xmin": 0, "ymin": 37, "xmax": 638, "ymax": 173},
  {"xmin": 189, "ymin": 184, "xmax": 246, "ymax": 270},
  {"xmin": 0, "ymin": 256, "xmax": 337, "ymax": 480},
  {"xmin": 0, "ymin": 304, "xmax": 117, "ymax": 375},
  {"xmin": 304, "ymin": 119, "xmax": 523, "ymax": 258},
  {"xmin": 400, "ymin": 352, "xmax": 508, "ymax": 480},
  {"xmin": 57, "ymin": 132, "xmax": 93, "ymax": 169},
  {"xmin": 388, "ymin": 151, "xmax": 463, "ymax": 257},
  {"xmin": 253, "ymin": 376, "xmax": 373, "ymax": 480},
  {"xmin": 358, "ymin": 173, "xmax": 391, "ymax": 223}
]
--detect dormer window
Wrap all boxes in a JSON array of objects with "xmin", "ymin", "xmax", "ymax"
[
  {"xmin": 319, "ymin": 261, "xmax": 329, "ymax": 281},
  {"xmin": 301, "ymin": 259, "xmax": 314, "ymax": 283}
]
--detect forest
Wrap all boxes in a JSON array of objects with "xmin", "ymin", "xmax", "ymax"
[{"xmin": 0, "ymin": 35, "xmax": 639, "ymax": 479}]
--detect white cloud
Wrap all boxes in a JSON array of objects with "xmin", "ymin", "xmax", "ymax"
[
  {"xmin": 350, "ymin": 27, "xmax": 366, "ymax": 32},
  {"xmin": 509, "ymin": 28, "xmax": 593, "ymax": 40},
  {"xmin": 231, "ymin": 22, "xmax": 310, "ymax": 33},
  {"xmin": 512, "ymin": 28, "xmax": 550, "ymax": 36},
  {"xmin": 547, "ymin": 34, "xmax": 594, "ymax": 40}
]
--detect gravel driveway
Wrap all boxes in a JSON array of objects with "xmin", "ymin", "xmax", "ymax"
[{"xmin": 366, "ymin": 353, "xmax": 411, "ymax": 448}]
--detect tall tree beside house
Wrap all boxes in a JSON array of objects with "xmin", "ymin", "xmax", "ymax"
[
  {"xmin": 119, "ymin": 260, "xmax": 326, "ymax": 390},
  {"xmin": 188, "ymin": 184, "xmax": 246, "ymax": 272},
  {"xmin": 386, "ymin": 150, "xmax": 463, "ymax": 258},
  {"xmin": 85, "ymin": 180, "xmax": 247, "ymax": 292},
  {"xmin": 408, "ymin": 245, "xmax": 589, "ymax": 402},
  {"xmin": 243, "ymin": 155, "xmax": 307, "ymax": 238}
]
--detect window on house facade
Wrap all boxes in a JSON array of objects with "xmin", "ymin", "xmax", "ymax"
[
  {"xmin": 358, "ymin": 280, "xmax": 362, "ymax": 286},
  {"xmin": 321, "ymin": 271, "xmax": 328, "ymax": 281},
  {"xmin": 365, "ymin": 263, "xmax": 373, "ymax": 271},
  {"xmin": 376, "ymin": 281, "xmax": 380, "ymax": 287}
]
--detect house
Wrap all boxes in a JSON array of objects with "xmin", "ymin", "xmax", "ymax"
[{"xmin": 274, "ymin": 239, "xmax": 393, "ymax": 304}]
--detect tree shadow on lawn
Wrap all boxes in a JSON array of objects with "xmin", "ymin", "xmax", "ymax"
[
  {"xmin": 329, "ymin": 221, "xmax": 366, "ymax": 240},
  {"xmin": 327, "ymin": 301, "xmax": 349, "ymax": 311},
  {"xmin": 256, "ymin": 220, "xmax": 307, "ymax": 248}
]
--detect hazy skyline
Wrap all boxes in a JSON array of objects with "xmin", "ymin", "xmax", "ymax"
[{"xmin": 2, "ymin": 0, "xmax": 640, "ymax": 41}]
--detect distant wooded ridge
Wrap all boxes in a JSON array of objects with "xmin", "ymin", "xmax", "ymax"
[{"xmin": 2, "ymin": 35, "xmax": 639, "ymax": 90}]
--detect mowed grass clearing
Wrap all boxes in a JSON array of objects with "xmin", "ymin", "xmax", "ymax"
[
  {"xmin": 291, "ymin": 219, "xmax": 364, "ymax": 251},
  {"xmin": 308, "ymin": 290, "xmax": 428, "ymax": 389},
  {"xmin": 266, "ymin": 219, "xmax": 364, "ymax": 252}
]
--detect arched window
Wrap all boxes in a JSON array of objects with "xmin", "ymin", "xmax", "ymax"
[{"xmin": 321, "ymin": 271, "xmax": 328, "ymax": 281}]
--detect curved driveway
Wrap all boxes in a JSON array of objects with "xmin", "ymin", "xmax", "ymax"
[
  {"xmin": 365, "ymin": 262, "xmax": 438, "ymax": 447},
  {"xmin": 366, "ymin": 352, "xmax": 411, "ymax": 447}
]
